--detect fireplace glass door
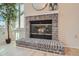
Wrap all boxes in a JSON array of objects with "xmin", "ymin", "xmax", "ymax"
[{"xmin": 30, "ymin": 20, "xmax": 52, "ymax": 40}]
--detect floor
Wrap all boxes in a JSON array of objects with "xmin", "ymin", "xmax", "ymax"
[
  {"xmin": 64, "ymin": 47, "xmax": 79, "ymax": 56},
  {"xmin": 0, "ymin": 41, "xmax": 60, "ymax": 56}
]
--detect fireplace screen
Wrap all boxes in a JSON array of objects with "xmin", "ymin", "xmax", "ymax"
[{"xmin": 30, "ymin": 20, "xmax": 52, "ymax": 40}]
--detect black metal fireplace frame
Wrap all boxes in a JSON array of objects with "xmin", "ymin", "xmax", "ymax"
[{"xmin": 30, "ymin": 19, "xmax": 52, "ymax": 40}]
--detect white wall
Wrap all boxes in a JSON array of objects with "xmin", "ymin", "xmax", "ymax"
[
  {"xmin": 24, "ymin": 3, "xmax": 58, "ymax": 16},
  {"xmin": 24, "ymin": 3, "xmax": 79, "ymax": 49},
  {"xmin": 59, "ymin": 3, "xmax": 79, "ymax": 48}
]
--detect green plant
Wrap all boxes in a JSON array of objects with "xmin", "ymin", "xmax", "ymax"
[{"xmin": 0, "ymin": 3, "xmax": 17, "ymax": 44}]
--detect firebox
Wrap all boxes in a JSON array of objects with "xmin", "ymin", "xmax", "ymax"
[{"xmin": 30, "ymin": 20, "xmax": 52, "ymax": 40}]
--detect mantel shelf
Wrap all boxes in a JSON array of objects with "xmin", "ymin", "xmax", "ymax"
[{"xmin": 25, "ymin": 10, "xmax": 58, "ymax": 17}]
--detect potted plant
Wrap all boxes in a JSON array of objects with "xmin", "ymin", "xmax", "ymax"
[{"xmin": 0, "ymin": 3, "xmax": 17, "ymax": 44}]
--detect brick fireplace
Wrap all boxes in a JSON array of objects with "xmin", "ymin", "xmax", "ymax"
[
  {"xmin": 16, "ymin": 13, "xmax": 64, "ymax": 55},
  {"xmin": 26, "ymin": 14, "xmax": 58, "ymax": 40}
]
